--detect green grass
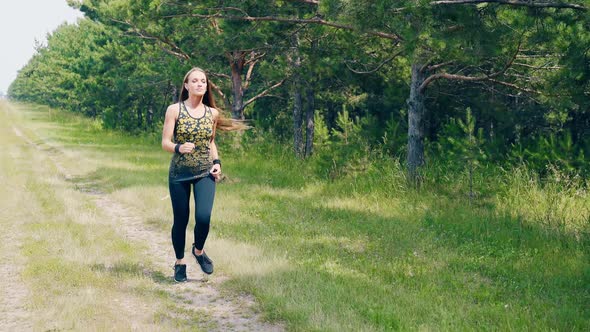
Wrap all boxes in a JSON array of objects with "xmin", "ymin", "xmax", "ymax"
[
  {"xmin": 0, "ymin": 101, "xmax": 214, "ymax": 331},
  {"xmin": 8, "ymin": 102, "xmax": 590, "ymax": 331}
]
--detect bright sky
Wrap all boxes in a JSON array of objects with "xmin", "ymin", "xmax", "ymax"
[{"xmin": 0, "ymin": 0, "xmax": 83, "ymax": 95}]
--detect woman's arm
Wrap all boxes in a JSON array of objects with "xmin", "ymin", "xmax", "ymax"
[
  {"xmin": 209, "ymin": 108, "xmax": 221, "ymax": 179},
  {"xmin": 162, "ymin": 104, "xmax": 178, "ymax": 153},
  {"xmin": 162, "ymin": 104, "xmax": 194, "ymax": 153}
]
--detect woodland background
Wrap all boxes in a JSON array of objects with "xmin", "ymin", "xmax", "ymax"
[{"xmin": 8, "ymin": 0, "xmax": 589, "ymax": 180}]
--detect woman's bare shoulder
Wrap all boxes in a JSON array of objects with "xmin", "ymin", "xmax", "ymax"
[
  {"xmin": 165, "ymin": 103, "xmax": 181, "ymax": 117},
  {"xmin": 209, "ymin": 107, "xmax": 220, "ymax": 119}
]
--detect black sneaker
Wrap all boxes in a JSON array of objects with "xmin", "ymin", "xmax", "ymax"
[
  {"xmin": 174, "ymin": 264, "xmax": 187, "ymax": 282},
  {"xmin": 192, "ymin": 243, "xmax": 214, "ymax": 275}
]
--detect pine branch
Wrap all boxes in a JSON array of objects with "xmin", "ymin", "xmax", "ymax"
[
  {"xmin": 243, "ymin": 78, "xmax": 287, "ymax": 108},
  {"xmin": 345, "ymin": 50, "xmax": 403, "ymax": 74},
  {"xmin": 431, "ymin": 0, "xmax": 587, "ymax": 11},
  {"xmin": 287, "ymin": 0, "xmax": 319, "ymax": 5},
  {"xmin": 207, "ymin": 72, "xmax": 231, "ymax": 80},
  {"xmin": 110, "ymin": 18, "xmax": 191, "ymax": 60},
  {"xmin": 512, "ymin": 62, "xmax": 562, "ymax": 70},
  {"xmin": 163, "ymin": 13, "xmax": 404, "ymax": 42},
  {"xmin": 244, "ymin": 58, "xmax": 259, "ymax": 90},
  {"xmin": 245, "ymin": 52, "xmax": 267, "ymax": 66},
  {"xmin": 486, "ymin": 78, "xmax": 540, "ymax": 93},
  {"xmin": 426, "ymin": 61, "xmax": 456, "ymax": 72},
  {"xmin": 420, "ymin": 38, "xmax": 522, "ymax": 92}
]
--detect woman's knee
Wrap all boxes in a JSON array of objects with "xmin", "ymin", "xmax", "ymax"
[{"xmin": 195, "ymin": 212, "xmax": 211, "ymax": 225}]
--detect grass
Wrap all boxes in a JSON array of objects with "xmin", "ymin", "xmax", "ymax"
[
  {"xmin": 0, "ymin": 101, "xmax": 214, "ymax": 331},
  {"xmin": 3, "ymin": 100, "xmax": 589, "ymax": 331}
]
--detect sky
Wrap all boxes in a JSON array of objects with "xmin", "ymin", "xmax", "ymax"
[{"xmin": 0, "ymin": 0, "xmax": 83, "ymax": 95}]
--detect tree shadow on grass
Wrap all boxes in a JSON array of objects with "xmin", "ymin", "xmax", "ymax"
[
  {"xmin": 66, "ymin": 166, "xmax": 168, "ymax": 193},
  {"xmin": 90, "ymin": 262, "xmax": 174, "ymax": 286}
]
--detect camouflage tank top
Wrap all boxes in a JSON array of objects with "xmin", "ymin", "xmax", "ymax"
[{"xmin": 169, "ymin": 102, "xmax": 214, "ymax": 181}]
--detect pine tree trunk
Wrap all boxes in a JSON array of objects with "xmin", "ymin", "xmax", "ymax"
[
  {"xmin": 117, "ymin": 108, "xmax": 122, "ymax": 128},
  {"xmin": 304, "ymin": 39, "xmax": 317, "ymax": 158},
  {"xmin": 407, "ymin": 63, "xmax": 426, "ymax": 183},
  {"xmin": 171, "ymin": 82, "xmax": 178, "ymax": 103},
  {"xmin": 469, "ymin": 160, "xmax": 474, "ymax": 202},
  {"xmin": 137, "ymin": 100, "xmax": 143, "ymax": 129},
  {"xmin": 147, "ymin": 104, "xmax": 153, "ymax": 127},
  {"xmin": 292, "ymin": 34, "xmax": 303, "ymax": 157},
  {"xmin": 229, "ymin": 51, "xmax": 245, "ymax": 120},
  {"xmin": 304, "ymin": 84, "xmax": 315, "ymax": 158},
  {"xmin": 293, "ymin": 87, "xmax": 303, "ymax": 157}
]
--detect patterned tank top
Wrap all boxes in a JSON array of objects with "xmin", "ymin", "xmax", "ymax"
[{"xmin": 169, "ymin": 102, "xmax": 214, "ymax": 181}]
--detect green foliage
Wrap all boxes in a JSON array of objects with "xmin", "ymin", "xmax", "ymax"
[
  {"xmin": 510, "ymin": 131, "xmax": 588, "ymax": 175},
  {"xmin": 7, "ymin": 0, "xmax": 590, "ymax": 179},
  {"xmin": 438, "ymin": 108, "xmax": 487, "ymax": 167},
  {"xmin": 381, "ymin": 110, "xmax": 407, "ymax": 158},
  {"xmin": 315, "ymin": 108, "xmax": 372, "ymax": 179},
  {"xmin": 313, "ymin": 112, "xmax": 330, "ymax": 148}
]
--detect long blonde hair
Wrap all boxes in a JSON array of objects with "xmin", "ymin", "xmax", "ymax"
[{"xmin": 179, "ymin": 67, "xmax": 248, "ymax": 131}]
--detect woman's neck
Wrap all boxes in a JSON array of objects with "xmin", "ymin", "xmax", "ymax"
[{"xmin": 184, "ymin": 94, "xmax": 204, "ymax": 109}]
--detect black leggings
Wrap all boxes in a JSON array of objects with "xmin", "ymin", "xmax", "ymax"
[{"xmin": 169, "ymin": 175, "xmax": 216, "ymax": 259}]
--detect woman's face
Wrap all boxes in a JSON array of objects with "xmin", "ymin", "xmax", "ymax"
[{"xmin": 184, "ymin": 70, "xmax": 207, "ymax": 96}]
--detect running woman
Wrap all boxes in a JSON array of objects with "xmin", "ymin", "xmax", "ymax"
[{"xmin": 161, "ymin": 67, "xmax": 246, "ymax": 282}]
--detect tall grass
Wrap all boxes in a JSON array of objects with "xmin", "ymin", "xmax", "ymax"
[
  {"xmin": 10, "ymin": 102, "xmax": 590, "ymax": 331},
  {"xmin": 497, "ymin": 165, "xmax": 590, "ymax": 238}
]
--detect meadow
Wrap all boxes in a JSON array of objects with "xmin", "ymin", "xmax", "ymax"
[{"xmin": 2, "ymin": 101, "xmax": 588, "ymax": 331}]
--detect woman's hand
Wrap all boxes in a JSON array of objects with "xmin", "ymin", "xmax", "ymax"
[
  {"xmin": 178, "ymin": 142, "xmax": 195, "ymax": 153},
  {"xmin": 209, "ymin": 164, "xmax": 221, "ymax": 181}
]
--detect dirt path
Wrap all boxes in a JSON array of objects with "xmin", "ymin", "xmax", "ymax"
[
  {"xmin": 0, "ymin": 149, "xmax": 33, "ymax": 331},
  {"xmin": 2, "ymin": 102, "xmax": 283, "ymax": 331},
  {"xmin": 0, "ymin": 115, "xmax": 33, "ymax": 330},
  {"xmin": 0, "ymin": 208, "xmax": 32, "ymax": 331},
  {"xmin": 92, "ymin": 194, "xmax": 282, "ymax": 331}
]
